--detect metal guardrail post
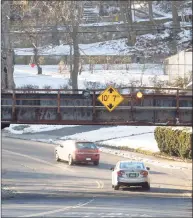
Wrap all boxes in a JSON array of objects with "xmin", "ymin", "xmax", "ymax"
[
  {"xmin": 153, "ymin": 93, "xmax": 156, "ymax": 123},
  {"xmin": 92, "ymin": 91, "xmax": 96, "ymax": 121},
  {"xmin": 57, "ymin": 90, "xmax": 61, "ymax": 121},
  {"xmin": 130, "ymin": 88, "xmax": 134, "ymax": 121},
  {"xmin": 12, "ymin": 90, "xmax": 16, "ymax": 121},
  {"xmin": 176, "ymin": 88, "xmax": 180, "ymax": 124}
]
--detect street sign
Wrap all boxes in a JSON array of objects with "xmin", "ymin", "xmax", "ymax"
[{"xmin": 97, "ymin": 86, "xmax": 124, "ymax": 112}]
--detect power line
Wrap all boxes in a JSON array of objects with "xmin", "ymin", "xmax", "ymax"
[{"xmin": 2, "ymin": 27, "xmax": 192, "ymax": 34}]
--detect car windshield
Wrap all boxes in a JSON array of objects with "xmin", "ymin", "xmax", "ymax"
[
  {"xmin": 76, "ymin": 142, "xmax": 97, "ymax": 150},
  {"xmin": 120, "ymin": 162, "xmax": 144, "ymax": 170}
]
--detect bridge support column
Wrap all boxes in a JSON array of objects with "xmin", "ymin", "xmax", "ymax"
[
  {"xmin": 92, "ymin": 91, "xmax": 96, "ymax": 122},
  {"xmin": 12, "ymin": 91, "xmax": 17, "ymax": 122}
]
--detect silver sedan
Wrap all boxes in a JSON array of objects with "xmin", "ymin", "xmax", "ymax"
[{"xmin": 111, "ymin": 161, "xmax": 151, "ymax": 190}]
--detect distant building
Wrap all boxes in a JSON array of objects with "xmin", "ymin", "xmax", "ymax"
[{"xmin": 163, "ymin": 47, "xmax": 192, "ymax": 83}]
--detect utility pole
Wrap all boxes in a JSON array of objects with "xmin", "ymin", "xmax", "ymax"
[{"xmin": 1, "ymin": 0, "xmax": 15, "ymax": 89}]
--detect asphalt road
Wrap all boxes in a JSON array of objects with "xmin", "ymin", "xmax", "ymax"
[{"xmin": 2, "ymin": 137, "xmax": 192, "ymax": 217}]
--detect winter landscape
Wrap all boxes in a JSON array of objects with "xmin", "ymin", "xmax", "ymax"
[{"xmin": 1, "ymin": 1, "xmax": 192, "ymax": 217}]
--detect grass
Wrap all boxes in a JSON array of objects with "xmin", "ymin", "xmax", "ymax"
[{"xmin": 97, "ymin": 143, "xmax": 192, "ymax": 163}]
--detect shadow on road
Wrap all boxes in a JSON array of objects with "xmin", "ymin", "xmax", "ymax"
[
  {"xmin": 71, "ymin": 162, "xmax": 114, "ymax": 170},
  {"xmin": 2, "ymin": 169, "xmax": 111, "ymax": 181},
  {"xmin": 4, "ymin": 188, "xmax": 192, "ymax": 202},
  {"xmin": 121, "ymin": 186, "xmax": 192, "ymax": 195},
  {"xmin": 149, "ymin": 170, "xmax": 168, "ymax": 175}
]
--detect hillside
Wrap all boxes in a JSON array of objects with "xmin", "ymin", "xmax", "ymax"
[{"xmin": 12, "ymin": 0, "xmax": 192, "ymax": 62}]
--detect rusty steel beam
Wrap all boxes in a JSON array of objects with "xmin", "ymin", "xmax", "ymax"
[
  {"xmin": 1, "ymin": 120, "xmax": 192, "ymax": 126},
  {"xmin": 1, "ymin": 87, "xmax": 192, "ymax": 127},
  {"xmin": 1, "ymin": 105, "xmax": 192, "ymax": 111},
  {"xmin": 1, "ymin": 87, "xmax": 192, "ymax": 92}
]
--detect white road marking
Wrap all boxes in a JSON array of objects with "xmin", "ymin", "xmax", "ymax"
[
  {"xmin": 3, "ymin": 149, "xmax": 75, "ymax": 173},
  {"xmin": 20, "ymin": 164, "xmax": 36, "ymax": 171},
  {"xmin": 96, "ymin": 181, "xmax": 101, "ymax": 188},
  {"xmin": 100, "ymin": 180, "xmax": 104, "ymax": 189},
  {"xmin": 3, "ymin": 149, "xmax": 101, "ymax": 194},
  {"xmin": 18, "ymin": 198, "xmax": 94, "ymax": 217},
  {"xmin": 49, "ymin": 212, "xmax": 152, "ymax": 217},
  {"xmin": 96, "ymin": 180, "xmax": 104, "ymax": 189}
]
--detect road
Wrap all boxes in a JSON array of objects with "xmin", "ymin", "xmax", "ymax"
[{"xmin": 2, "ymin": 136, "xmax": 192, "ymax": 217}]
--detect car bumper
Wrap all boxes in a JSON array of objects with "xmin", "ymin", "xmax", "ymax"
[
  {"xmin": 118, "ymin": 176, "xmax": 149, "ymax": 184},
  {"xmin": 118, "ymin": 181, "xmax": 149, "ymax": 187},
  {"xmin": 74, "ymin": 155, "xmax": 100, "ymax": 162}
]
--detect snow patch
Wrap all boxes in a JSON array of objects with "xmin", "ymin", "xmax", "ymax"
[
  {"xmin": 6, "ymin": 124, "xmax": 79, "ymax": 134},
  {"xmin": 60, "ymin": 126, "xmax": 159, "ymax": 152},
  {"xmin": 13, "ymin": 64, "xmax": 168, "ymax": 89}
]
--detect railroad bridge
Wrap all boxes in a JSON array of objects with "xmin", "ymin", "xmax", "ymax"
[{"xmin": 1, "ymin": 87, "xmax": 192, "ymax": 128}]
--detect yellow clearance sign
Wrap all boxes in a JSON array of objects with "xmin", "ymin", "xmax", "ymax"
[{"xmin": 97, "ymin": 86, "xmax": 124, "ymax": 112}]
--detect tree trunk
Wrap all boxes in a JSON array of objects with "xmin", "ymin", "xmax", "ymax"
[
  {"xmin": 148, "ymin": 1, "xmax": 153, "ymax": 20},
  {"xmin": 1, "ymin": 1, "xmax": 15, "ymax": 89},
  {"xmin": 71, "ymin": 25, "xmax": 79, "ymax": 91},
  {"xmin": 171, "ymin": 1, "xmax": 180, "ymax": 53},
  {"xmin": 119, "ymin": 0, "xmax": 136, "ymax": 46},
  {"xmin": 171, "ymin": 1, "xmax": 180, "ymax": 34},
  {"xmin": 70, "ymin": 43, "xmax": 73, "ymax": 81},
  {"xmin": 33, "ymin": 46, "xmax": 42, "ymax": 75},
  {"xmin": 51, "ymin": 25, "xmax": 60, "ymax": 46}
]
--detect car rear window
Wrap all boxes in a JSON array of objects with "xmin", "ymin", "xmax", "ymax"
[
  {"xmin": 75, "ymin": 142, "xmax": 97, "ymax": 150},
  {"xmin": 120, "ymin": 162, "xmax": 144, "ymax": 169}
]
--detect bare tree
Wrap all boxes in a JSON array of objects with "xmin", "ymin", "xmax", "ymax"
[
  {"xmin": 171, "ymin": 1, "xmax": 180, "ymax": 34},
  {"xmin": 43, "ymin": 1, "xmax": 84, "ymax": 90},
  {"xmin": 18, "ymin": 1, "xmax": 47, "ymax": 75},
  {"xmin": 1, "ymin": 0, "xmax": 15, "ymax": 89},
  {"xmin": 119, "ymin": 0, "xmax": 136, "ymax": 46},
  {"xmin": 148, "ymin": 1, "xmax": 153, "ymax": 20}
]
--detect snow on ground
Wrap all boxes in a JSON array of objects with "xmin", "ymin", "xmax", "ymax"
[
  {"xmin": 177, "ymin": 29, "xmax": 192, "ymax": 44},
  {"xmin": 61, "ymin": 126, "xmax": 159, "ymax": 153},
  {"xmin": 14, "ymin": 39, "xmax": 131, "ymax": 56},
  {"xmin": 14, "ymin": 65, "xmax": 70, "ymax": 89},
  {"xmin": 14, "ymin": 64, "xmax": 167, "ymax": 89},
  {"xmin": 14, "ymin": 33, "xmax": 170, "ymax": 56},
  {"xmin": 6, "ymin": 124, "xmax": 79, "ymax": 134},
  {"xmin": 79, "ymin": 16, "xmax": 172, "ymax": 27},
  {"xmin": 99, "ymin": 133, "xmax": 159, "ymax": 153},
  {"xmin": 152, "ymin": 7, "xmax": 172, "ymax": 18},
  {"xmin": 79, "ymin": 21, "xmax": 124, "ymax": 27}
]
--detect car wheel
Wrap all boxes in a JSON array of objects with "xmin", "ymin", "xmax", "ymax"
[
  {"xmin": 142, "ymin": 182, "xmax": 150, "ymax": 190},
  {"xmin": 55, "ymin": 152, "xmax": 60, "ymax": 162},
  {"xmin": 93, "ymin": 161, "xmax": 99, "ymax": 166},
  {"xmin": 68, "ymin": 155, "xmax": 73, "ymax": 166},
  {"xmin": 114, "ymin": 185, "xmax": 119, "ymax": 190}
]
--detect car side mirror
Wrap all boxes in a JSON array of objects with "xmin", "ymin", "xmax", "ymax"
[
  {"xmin": 146, "ymin": 167, "xmax": 150, "ymax": 170},
  {"xmin": 110, "ymin": 167, "xmax": 114, "ymax": 171}
]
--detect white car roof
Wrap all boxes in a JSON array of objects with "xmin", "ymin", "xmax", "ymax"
[{"xmin": 119, "ymin": 161, "xmax": 144, "ymax": 164}]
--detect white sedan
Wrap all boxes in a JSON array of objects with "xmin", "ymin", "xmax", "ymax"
[{"xmin": 111, "ymin": 161, "xmax": 151, "ymax": 190}]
